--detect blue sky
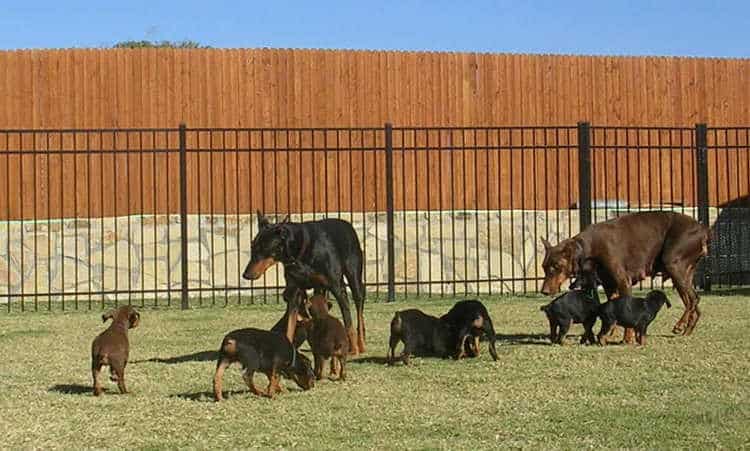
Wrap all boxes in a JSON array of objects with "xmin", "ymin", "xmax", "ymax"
[{"xmin": 2, "ymin": 0, "xmax": 749, "ymax": 57}]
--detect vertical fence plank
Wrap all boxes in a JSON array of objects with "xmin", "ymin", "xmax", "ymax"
[{"xmin": 578, "ymin": 122, "xmax": 592, "ymax": 231}]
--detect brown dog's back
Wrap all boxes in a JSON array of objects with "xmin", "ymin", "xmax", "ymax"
[
  {"xmin": 306, "ymin": 294, "xmax": 349, "ymax": 380},
  {"xmin": 91, "ymin": 306, "xmax": 140, "ymax": 396}
]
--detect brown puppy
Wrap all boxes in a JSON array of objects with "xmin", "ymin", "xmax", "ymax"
[
  {"xmin": 302, "ymin": 294, "xmax": 350, "ymax": 381},
  {"xmin": 91, "ymin": 306, "xmax": 140, "ymax": 396}
]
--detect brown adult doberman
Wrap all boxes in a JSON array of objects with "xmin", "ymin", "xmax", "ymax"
[{"xmin": 540, "ymin": 211, "xmax": 710, "ymax": 338}]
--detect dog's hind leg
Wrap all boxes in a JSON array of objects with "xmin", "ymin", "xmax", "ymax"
[
  {"xmin": 683, "ymin": 264, "xmax": 701, "ymax": 335},
  {"xmin": 313, "ymin": 353, "xmax": 324, "ymax": 380},
  {"xmin": 241, "ymin": 370, "xmax": 264, "ymax": 397},
  {"xmin": 337, "ymin": 355, "xmax": 347, "ymax": 381},
  {"xmin": 344, "ymin": 260, "xmax": 366, "ymax": 353},
  {"xmin": 388, "ymin": 334, "xmax": 401, "ymax": 365},
  {"xmin": 581, "ymin": 317, "xmax": 596, "ymax": 345},
  {"xmin": 213, "ymin": 357, "xmax": 232, "ymax": 401},
  {"xmin": 265, "ymin": 370, "xmax": 282, "ymax": 399},
  {"xmin": 636, "ymin": 325, "xmax": 648, "ymax": 347},
  {"xmin": 329, "ymin": 282, "xmax": 358, "ymax": 356},
  {"xmin": 547, "ymin": 316, "xmax": 557, "ymax": 343},
  {"xmin": 92, "ymin": 362, "xmax": 104, "ymax": 396},
  {"xmin": 598, "ymin": 320, "xmax": 616, "ymax": 346},
  {"xmin": 557, "ymin": 319, "xmax": 573, "ymax": 345},
  {"xmin": 111, "ymin": 361, "xmax": 127, "ymax": 394}
]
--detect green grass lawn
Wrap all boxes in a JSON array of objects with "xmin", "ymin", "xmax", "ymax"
[{"xmin": 1, "ymin": 292, "xmax": 749, "ymax": 450}]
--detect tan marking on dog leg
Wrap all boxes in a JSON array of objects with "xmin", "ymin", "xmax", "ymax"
[
  {"xmin": 623, "ymin": 327, "xmax": 636, "ymax": 345},
  {"xmin": 242, "ymin": 370, "xmax": 264, "ymax": 397},
  {"xmin": 213, "ymin": 358, "xmax": 232, "ymax": 401},
  {"xmin": 456, "ymin": 335, "xmax": 468, "ymax": 359},
  {"xmin": 265, "ymin": 371, "xmax": 281, "ymax": 399},
  {"xmin": 346, "ymin": 327, "xmax": 359, "ymax": 356},
  {"xmin": 357, "ymin": 309, "xmax": 366, "ymax": 353}
]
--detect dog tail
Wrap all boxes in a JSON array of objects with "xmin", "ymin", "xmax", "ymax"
[
  {"xmin": 390, "ymin": 311, "xmax": 402, "ymax": 335},
  {"xmin": 219, "ymin": 337, "xmax": 238, "ymax": 357}
]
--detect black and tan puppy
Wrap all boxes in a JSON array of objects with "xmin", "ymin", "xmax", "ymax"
[
  {"xmin": 598, "ymin": 290, "xmax": 672, "ymax": 347},
  {"xmin": 213, "ymin": 328, "xmax": 315, "ymax": 401},
  {"xmin": 540, "ymin": 258, "xmax": 601, "ymax": 345},
  {"xmin": 388, "ymin": 309, "xmax": 454, "ymax": 365},
  {"xmin": 440, "ymin": 300, "xmax": 499, "ymax": 361},
  {"xmin": 301, "ymin": 294, "xmax": 349, "ymax": 381},
  {"xmin": 91, "ymin": 305, "xmax": 140, "ymax": 396}
]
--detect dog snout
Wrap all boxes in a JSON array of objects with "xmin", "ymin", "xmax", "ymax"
[{"xmin": 540, "ymin": 282, "xmax": 558, "ymax": 296}]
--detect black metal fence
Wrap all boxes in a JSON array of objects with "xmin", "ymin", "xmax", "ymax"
[{"xmin": 0, "ymin": 123, "xmax": 748, "ymax": 312}]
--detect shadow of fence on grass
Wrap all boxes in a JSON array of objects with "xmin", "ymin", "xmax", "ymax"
[{"xmin": 49, "ymin": 384, "xmax": 91, "ymax": 395}]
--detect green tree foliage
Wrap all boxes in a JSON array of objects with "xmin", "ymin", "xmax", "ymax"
[{"xmin": 113, "ymin": 40, "xmax": 209, "ymax": 49}]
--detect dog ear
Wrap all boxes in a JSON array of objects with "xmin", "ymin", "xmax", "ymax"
[
  {"xmin": 278, "ymin": 225, "xmax": 295, "ymax": 257},
  {"xmin": 256, "ymin": 210, "xmax": 271, "ymax": 230},
  {"xmin": 541, "ymin": 236, "xmax": 552, "ymax": 251},
  {"xmin": 278, "ymin": 214, "xmax": 290, "ymax": 224},
  {"xmin": 568, "ymin": 240, "xmax": 584, "ymax": 272},
  {"xmin": 102, "ymin": 310, "xmax": 115, "ymax": 323},
  {"xmin": 129, "ymin": 311, "xmax": 140, "ymax": 328},
  {"xmin": 299, "ymin": 296, "xmax": 312, "ymax": 319}
]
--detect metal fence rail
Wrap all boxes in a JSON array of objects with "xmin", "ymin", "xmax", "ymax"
[{"xmin": 1, "ymin": 122, "xmax": 748, "ymax": 312}]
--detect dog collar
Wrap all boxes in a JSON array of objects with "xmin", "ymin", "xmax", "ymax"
[{"xmin": 296, "ymin": 231, "xmax": 309, "ymax": 260}]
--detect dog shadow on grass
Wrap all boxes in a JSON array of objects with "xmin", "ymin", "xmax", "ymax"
[
  {"xmin": 49, "ymin": 384, "xmax": 91, "ymax": 395},
  {"xmin": 131, "ymin": 350, "xmax": 218, "ymax": 365},
  {"xmin": 495, "ymin": 333, "xmax": 550, "ymax": 346},
  {"xmin": 171, "ymin": 390, "xmax": 243, "ymax": 402},
  {"xmin": 349, "ymin": 356, "xmax": 391, "ymax": 365},
  {"xmin": 172, "ymin": 387, "xmax": 307, "ymax": 402}
]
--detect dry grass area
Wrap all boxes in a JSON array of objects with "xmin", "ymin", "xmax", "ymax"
[{"xmin": 1, "ymin": 292, "xmax": 749, "ymax": 450}]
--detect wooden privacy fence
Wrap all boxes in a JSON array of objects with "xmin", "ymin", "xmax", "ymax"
[
  {"xmin": 0, "ymin": 124, "xmax": 748, "ymax": 220},
  {"xmin": 2, "ymin": 49, "xmax": 750, "ymax": 130}
]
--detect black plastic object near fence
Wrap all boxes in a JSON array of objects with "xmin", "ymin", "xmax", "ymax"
[{"xmin": 0, "ymin": 123, "xmax": 747, "ymax": 312}]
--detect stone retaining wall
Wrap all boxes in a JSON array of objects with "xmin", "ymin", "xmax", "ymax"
[{"xmin": 0, "ymin": 208, "xmax": 716, "ymax": 302}]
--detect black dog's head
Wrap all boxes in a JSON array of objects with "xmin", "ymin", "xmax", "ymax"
[
  {"xmin": 242, "ymin": 211, "xmax": 291, "ymax": 280},
  {"xmin": 645, "ymin": 290, "xmax": 672, "ymax": 309},
  {"xmin": 283, "ymin": 352, "xmax": 315, "ymax": 391},
  {"xmin": 568, "ymin": 258, "xmax": 600, "ymax": 291}
]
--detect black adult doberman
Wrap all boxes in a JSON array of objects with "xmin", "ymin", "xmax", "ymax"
[{"xmin": 242, "ymin": 212, "xmax": 366, "ymax": 355}]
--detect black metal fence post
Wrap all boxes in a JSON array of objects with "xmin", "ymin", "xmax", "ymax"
[
  {"xmin": 577, "ymin": 121, "xmax": 592, "ymax": 232},
  {"xmin": 179, "ymin": 124, "xmax": 190, "ymax": 309},
  {"xmin": 385, "ymin": 123, "xmax": 396, "ymax": 302},
  {"xmin": 695, "ymin": 123, "xmax": 711, "ymax": 291}
]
